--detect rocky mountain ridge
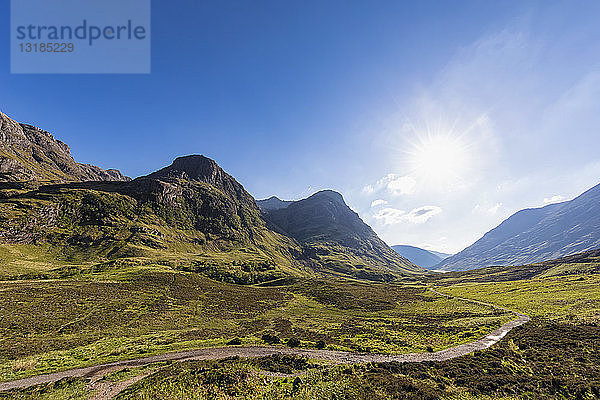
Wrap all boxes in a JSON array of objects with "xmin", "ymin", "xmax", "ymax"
[
  {"xmin": 259, "ymin": 190, "xmax": 421, "ymax": 278},
  {"xmin": 0, "ymin": 111, "xmax": 128, "ymax": 183}
]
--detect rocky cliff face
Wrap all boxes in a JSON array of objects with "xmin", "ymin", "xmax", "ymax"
[
  {"xmin": 144, "ymin": 155, "xmax": 254, "ymax": 206},
  {"xmin": 122, "ymin": 155, "xmax": 266, "ymax": 241},
  {"xmin": 0, "ymin": 112, "xmax": 128, "ymax": 182}
]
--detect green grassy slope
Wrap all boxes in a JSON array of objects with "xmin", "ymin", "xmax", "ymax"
[
  {"xmin": 5, "ymin": 318, "xmax": 599, "ymax": 400},
  {"xmin": 0, "ymin": 178, "xmax": 304, "ymax": 278},
  {"xmin": 3, "ymin": 244, "xmax": 600, "ymax": 399},
  {"xmin": 429, "ymin": 249, "xmax": 600, "ymax": 322}
]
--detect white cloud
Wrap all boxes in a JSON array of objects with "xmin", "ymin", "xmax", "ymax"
[
  {"xmin": 361, "ymin": 184, "xmax": 374, "ymax": 194},
  {"xmin": 543, "ymin": 195, "xmax": 565, "ymax": 204},
  {"xmin": 373, "ymin": 207, "xmax": 406, "ymax": 225},
  {"xmin": 375, "ymin": 174, "xmax": 417, "ymax": 195},
  {"xmin": 404, "ymin": 206, "xmax": 443, "ymax": 224},
  {"xmin": 370, "ymin": 199, "xmax": 388, "ymax": 207},
  {"xmin": 487, "ymin": 203, "xmax": 502, "ymax": 214},
  {"xmin": 373, "ymin": 205, "xmax": 442, "ymax": 225}
]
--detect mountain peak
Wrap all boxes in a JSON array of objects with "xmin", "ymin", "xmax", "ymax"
[
  {"xmin": 146, "ymin": 155, "xmax": 222, "ymax": 182},
  {"xmin": 262, "ymin": 189, "xmax": 422, "ymax": 276},
  {"xmin": 143, "ymin": 155, "xmax": 255, "ymax": 206},
  {"xmin": 307, "ymin": 190, "xmax": 345, "ymax": 204}
]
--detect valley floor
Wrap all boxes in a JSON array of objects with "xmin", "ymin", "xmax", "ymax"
[
  {"xmin": 1, "ymin": 265, "xmax": 599, "ymax": 399},
  {"xmin": 0, "ymin": 267, "xmax": 512, "ymax": 384},
  {"xmin": 0, "ymin": 289, "xmax": 528, "ymax": 393}
]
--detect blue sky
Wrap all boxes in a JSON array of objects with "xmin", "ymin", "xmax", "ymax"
[{"xmin": 2, "ymin": 1, "xmax": 600, "ymax": 252}]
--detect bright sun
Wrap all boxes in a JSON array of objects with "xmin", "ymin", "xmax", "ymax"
[{"xmin": 409, "ymin": 135, "xmax": 470, "ymax": 183}]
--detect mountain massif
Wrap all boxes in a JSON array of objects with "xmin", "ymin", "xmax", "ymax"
[
  {"xmin": 391, "ymin": 245, "xmax": 451, "ymax": 269},
  {"xmin": 437, "ymin": 184, "xmax": 600, "ymax": 271},
  {"xmin": 0, "ymin": 112, "xmax": 421, "ymax": 282}
]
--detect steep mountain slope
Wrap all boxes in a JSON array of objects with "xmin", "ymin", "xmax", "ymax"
[
  {"xmin": 0, "ymin": 154, "xmax": 419, "ymax": 283},
  {"xmin": 437, "ymin": 183, "xmax": 600, "ymax": 271},
  {"xmin": 391, "ymin": 245, "xmax": 451, "ymax": 269},
  {"xmin": 0, "ymin": 112, "xmax": 128, "ymax": 182},
  {"xmin": 262, "ymin": 190, "xmax": 422, "ymax": 279}
]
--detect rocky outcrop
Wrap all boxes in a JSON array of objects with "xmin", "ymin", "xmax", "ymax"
[
  {"xmin": 0, "ymin": 111, "xmax": 129, "ymax": 182},
  {"xmin": 144, "ymin": 155, "xmax": 255, "ymax": 207}
]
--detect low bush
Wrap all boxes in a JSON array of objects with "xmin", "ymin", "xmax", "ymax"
[{"xmin": 261, "ymin": 333, "xmax": 280, "ymax": 344}]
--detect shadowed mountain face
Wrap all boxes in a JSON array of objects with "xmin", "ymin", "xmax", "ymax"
[
  {"xmin": 391, "ymin": 245, "xmax": 451, "ymax": 269},
  {"xmin": 260, "ymin": 191, "xmax": 422, "ymax": 278},
  {"xmin": 0, "ymin": 112, "xmax": 128, "ymax": 182},
  {"xmin": 437, "ymin": 183, "xmax": 600, "ymax": 271}
]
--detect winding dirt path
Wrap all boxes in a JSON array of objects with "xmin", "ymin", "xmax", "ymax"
[
  {"xmin": 0, "ymin": 287, "xmax": 530, "ymax": 395},
  {"xmin": 87, "ymin": 371, "xmax": 155, "ymax": 400}
]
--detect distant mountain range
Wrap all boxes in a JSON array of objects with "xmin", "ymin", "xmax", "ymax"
[
  {"xmin": 0, "ymin": 111, "xmax": 421, "ymax": 281},
  {"xmin": 391, "ymin": 245, "xmax": 452, "ymax": 269},
  {"xmin": 437, "ymin": 183, "xmax": 600, "ymax": 271}
]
